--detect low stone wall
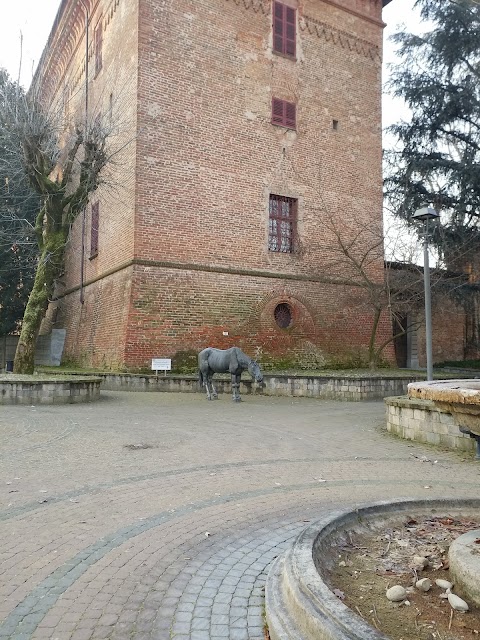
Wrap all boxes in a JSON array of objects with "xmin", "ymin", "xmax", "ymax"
[
  {"xmin": 63, "ymin": 372, "xmax": 420, "ymax": 401},
  {"xmin": 0, "ymin": 376, "xmax": 102, "ymax": 405},
  {"xmin": 385, "ymin": 396, "xmax": 476, "ymax": 453},
  {"xmin": 262, "ymin": 375, "xmax": 416, "ymax": 400}
]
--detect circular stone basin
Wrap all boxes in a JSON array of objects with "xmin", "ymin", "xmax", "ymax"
[
  {"xmin": 449, "ymin": 529, "xmax": 480, "ymax": 608},
  {"xmin": 0, "ymin": 375, "xmax": 102, "ymax": 405},
  {"xmin": 408, "ymin": 380, "xmax": 480, "ymax": 435},
  {"xmin": 265, "ymin": 499, "xmax": 480, "ymax": 640}
]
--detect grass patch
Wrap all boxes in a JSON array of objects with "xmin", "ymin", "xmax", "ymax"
[
  {"xmin": 437, "ymin": 359, "xmax": 480, "ymax": 370},
  {"xmin": 33, "ymin": 365, "xmax": 468, "ymax": 380}
]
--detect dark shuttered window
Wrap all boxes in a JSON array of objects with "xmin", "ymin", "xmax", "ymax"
[
  {"xmin": 268, "ymin": 195, "xmax": 297, "ymax": 253},
  {"xmin": 271, "ymin": 98, "xmax": 296, "ymax": 129},
  {"xmin": 90, "ymin": 202, "xmax": 99, "ymax": 258},
  {"xmin": 273, "ymin": 2, "xmax": 296, "ymax": 58}
]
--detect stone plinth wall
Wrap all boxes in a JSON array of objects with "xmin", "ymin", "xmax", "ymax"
[
  {"xmin": 0, "ymin": 377, "xmax": 102, "ymax": 405},
  {"xmin": 385, "ymin": 396, "xmax": 476, "ymax": 453},
  {"xmin": 56, "ymin": 373, "xmax": 419, "ymax": 400},
  {"xmin": 261, "ymin": 375, "xmax": 415, "ymax": 401}
]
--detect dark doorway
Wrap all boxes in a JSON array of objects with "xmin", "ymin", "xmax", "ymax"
[{"xmin": 393, "ymin": 314, "xmax": 408, "ymax": 368}]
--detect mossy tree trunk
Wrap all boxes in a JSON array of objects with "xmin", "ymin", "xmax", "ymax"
[
  {"xmin": 13, "ymin": 229, "xmax": 66, "ymax": 373},
  {"xmin": 12, "ymin": 119, "xmax": 108, "ymax": 374}
]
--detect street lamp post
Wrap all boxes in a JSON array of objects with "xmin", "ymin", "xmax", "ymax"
[{"xmin": 413, "ymin": 206, "xmax": 440, "ymax": 381}]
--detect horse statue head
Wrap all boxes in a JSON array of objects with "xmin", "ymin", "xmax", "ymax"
[{"xmin": 248, "ymin": 359, "xmax": 264, "ymax": 383}]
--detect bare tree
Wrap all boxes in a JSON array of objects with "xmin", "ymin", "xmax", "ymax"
[
  {"xmin": 0, "ymin": 68, "xmax": 112, "ymax": 373},
  {"xmin": 0, "ymin": 71, "xmax": 39, "ymax": 335},
  {"xmin": 316, "ymin": 210, "xmax": 466, "ymax": 368}
]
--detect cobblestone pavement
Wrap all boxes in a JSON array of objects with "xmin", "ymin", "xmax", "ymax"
[{"xmin": 1, "ymin": 391, "xmax": 479, "ymax": 640}]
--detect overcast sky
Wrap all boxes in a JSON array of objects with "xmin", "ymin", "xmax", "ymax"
[{"xmin": 0, "ymin": 0, "xmax": 419, "ymax": 128}]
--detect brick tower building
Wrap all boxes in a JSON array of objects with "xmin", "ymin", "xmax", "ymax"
[{"xmin": 35, "ymin": 0, "xmax": 394, "ymax": 371}]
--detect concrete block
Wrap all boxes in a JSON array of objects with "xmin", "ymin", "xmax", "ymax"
[{"xmin": 426, "ymin": 432, "xmax": 441, "ymax": 446}]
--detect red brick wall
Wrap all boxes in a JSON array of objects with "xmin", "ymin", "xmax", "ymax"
[
  {"xmin": 135, "ymin": 0, "xmax": 384, "ymax": 275},
  {"xmin": 38, "ymin": 0, "xmax": 400, "ymax": 370},
  {"xmin": 35, "ymin": 0, "xmax": 139, "ymax": 367},
  {"xmin": 121, "ymin": 0, "xmax": 392, "ymax": 369},
  {"xmin": 55, "ymin": 267, "xmax": 133, "ymax": 369},
  {"xmin": 123, "ymin": 264, "xmax": 394, "ymax": 369}
]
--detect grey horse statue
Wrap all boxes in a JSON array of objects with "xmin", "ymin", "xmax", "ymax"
[{"xmin": 198, "ymin": 347, "xmax": 263, "ymax": 402}]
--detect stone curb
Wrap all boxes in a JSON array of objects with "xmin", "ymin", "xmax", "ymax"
[
  {"xmin": 265, "ymin": 498, "xmax": 480, "ymax": 640},
  {"xmin": 449, "ymin": 528, "xmax": 480, "ymax": 607}
]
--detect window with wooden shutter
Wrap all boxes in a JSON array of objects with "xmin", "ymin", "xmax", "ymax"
[
  {"xmin": 268, "ymin": 194, "xmax": 297, "ymax": 253},
  {"xmin": 90, "ymin": 202, "xmax": 99, "ymax": 258},
  {"xmin": 271, "ymin": 98, "xmax": 296, "ymax": 129},
  {"xmin": 94, "ymin": 20, "xmax": 103, "ymax": 77},
  {"xmin": 273, "ymin": 1, "xmax": 296, "ymax": 58}
]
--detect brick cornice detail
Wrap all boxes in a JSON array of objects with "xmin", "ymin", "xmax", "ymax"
[
  {"xmin": 300, "ymin": 15, "xmax": 380, "ymax": 61},
  {"xmin": 53, "ymin": 258, "xmax": 364, "ymax": 301},
  {"xmin": 223, "ymin": 0, "xmax": 381, "ymax": 61},
  {"xmin": 224, "ymin": 0, "xmax": 269, "ymax": 13},
  {"xmin": 34, "ymin": 0, "xmax": 120, "ymax": 102}
]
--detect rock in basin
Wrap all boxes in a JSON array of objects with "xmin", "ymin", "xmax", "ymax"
[{"xmin": 386, "ymin": 586, "xmax": 406, "ymax": 602}]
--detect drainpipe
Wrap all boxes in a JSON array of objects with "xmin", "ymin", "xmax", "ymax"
[{"xmin": 79, "ymin": 0, "xmax": 89, "ymax": 304}]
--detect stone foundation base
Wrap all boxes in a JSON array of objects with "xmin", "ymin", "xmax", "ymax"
[
  {"xmin": 0, "ymin": 376, "xmax": 102, "ymax": 405},
  {"xmin": 46, "ymin": 372, "xmax": 418, "ymax": 401},
  {"xmin": 385, "ymin": 396, "xmax": 476, "ymax": 453}
]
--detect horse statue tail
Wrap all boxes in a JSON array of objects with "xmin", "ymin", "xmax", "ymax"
[{"xmin": 198, "ymin": 348, "xmax": 208, "ymax": 390}]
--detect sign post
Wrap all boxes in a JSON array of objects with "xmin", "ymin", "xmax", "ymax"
[{"xmin": 151, "ymin": 358, "xmax": 172, "ymax": 376}]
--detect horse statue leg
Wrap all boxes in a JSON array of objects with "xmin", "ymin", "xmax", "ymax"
[
  {"xmin": 207, "ymin": 371, "xmax": 220, "ymax": 400},
  {"xmin": 231, "ymin": 373, "xmax": 242, "ymax": 402},
  {"xmin": 211, "ymin": 376, "xmax": 218, "ymax": 399},
  {"xmin": 200, "ymin": 365, "xmax": 212, "ymax": 400}
]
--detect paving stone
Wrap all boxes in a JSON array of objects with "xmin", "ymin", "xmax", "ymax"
[
  {"xmin": 171, "ymin": 621, "xmax": 191, "ymax": 634},
  {"xmin": 70, "ymin": 630, "xmax": 94, "ymax": 640},
  {"xmin": 230, "ymin": 617, "xmax": 248, "ymax": 629},
  {"xmin": 211, "ymin": 623, "xmax": 230, "ymax": 637},
  {"xmin": 211, "ymin": 603, "xmax": 230, "ymax": 615},
  {"xmin": 0, "ymin": 393, "xmax": 477, "ymax": 640},
  {"xmin": 191, "ymin": 617, "xmax": 210, "ymax": 631}
]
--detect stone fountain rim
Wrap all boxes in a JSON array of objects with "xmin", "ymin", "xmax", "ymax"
[
  {"xmin": 408, "ymin": 379, "xmax": 480, "ymax": 405},
  {"xmin": 265, "ymin": 498, "xmax": 480, "ymax": 640}
]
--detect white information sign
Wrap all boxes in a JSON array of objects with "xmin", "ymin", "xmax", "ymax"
[{"xmin": 151, "ymin": 358, "xmax": 171, "ymax": 373}]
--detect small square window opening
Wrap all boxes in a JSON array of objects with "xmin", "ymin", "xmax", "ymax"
[{"xmin": 272, "ymin": 98, "xmax": 296, "ymax": 130}]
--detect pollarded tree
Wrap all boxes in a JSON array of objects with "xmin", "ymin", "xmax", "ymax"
[
  {"xmin": 0, "ymin": 68, "xmax": 111, "ymax": 373},
  {"xmin": 0, "ymin": 70, "xmax": 39, "ymax": 335},
  {"xmin": 0, "ymin": 210, "xmax": 37, "ymax": 336},
  {"xmin": 385, "ymin": 0, "xmax": 480, "ymax": 276}
]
